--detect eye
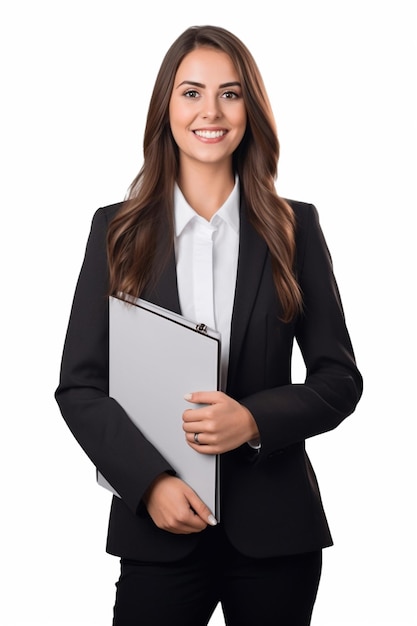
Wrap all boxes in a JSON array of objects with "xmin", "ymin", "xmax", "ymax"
[
  {"xmin": 221, "ymin": 90, "xmax": 240, "ymax": 99},
  {"xmin": 184, "ymin": 89, "xmax": 200, "ymax": 98}
]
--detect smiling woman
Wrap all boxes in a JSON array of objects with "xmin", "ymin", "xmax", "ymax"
[
  {"xmin": 169, "ymin": 48, "xmax": 247, "ymax": 190},
  {"xmin": 55, "ymin": 24, "xmax": 362, "ymax": 626}
]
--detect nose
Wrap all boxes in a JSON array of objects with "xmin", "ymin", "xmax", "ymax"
[{"xmin": 201, "ymin": 95, "xmax": 221, "ymax": 120}]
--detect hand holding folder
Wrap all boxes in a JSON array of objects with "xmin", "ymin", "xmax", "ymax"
[{"xmin": 97, "ymin": 296, "xmax": 221, "ymax": 518}]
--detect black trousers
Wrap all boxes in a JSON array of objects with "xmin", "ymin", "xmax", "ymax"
[{"xmin": 112, "ymin": 524, "xmax": 322, "ymax": 626}]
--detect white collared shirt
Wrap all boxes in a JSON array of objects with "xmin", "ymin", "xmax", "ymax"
[{"xmin": 174, "ymin": 180, "xmax": 240, "ymax": 392}]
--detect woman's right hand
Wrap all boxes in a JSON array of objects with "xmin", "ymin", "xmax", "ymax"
[{"xmin": 142, "ymin": 473, "xmax": 218, "ymax": 534}]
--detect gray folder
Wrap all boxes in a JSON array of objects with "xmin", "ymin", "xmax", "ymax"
[{"xmin": 97, "ymin": 295, "xmax": 221, "ymax": 517}]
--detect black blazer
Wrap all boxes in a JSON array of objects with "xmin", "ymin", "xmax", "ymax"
[{"xmin": 55, "ymin": 198, "xmax": 363, "ymax": 561}]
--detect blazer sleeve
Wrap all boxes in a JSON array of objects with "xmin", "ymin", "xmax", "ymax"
[
  {"xmin": 54, "ymin": 207, "xmax": 175, "ymax": 513},
  {"xmin": 240, "ymin": 203, "xmax": 363, "ymax": 459}
]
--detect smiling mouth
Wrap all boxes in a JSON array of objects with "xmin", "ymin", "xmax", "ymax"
[{"xmin": 193, "ymin": 130, "xmax": 227, "ymax": 139}]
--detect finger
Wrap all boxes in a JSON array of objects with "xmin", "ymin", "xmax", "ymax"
[
  {"xmin": 173, "ymin": 507, "xmax": 209, "ymax": 533},
  {"xmin": 182, "ymin": 399, "xmax": 219, "ymax": 424},
  {"xmin": 189, "ymin": 442, "xmax": 222, "ymax": 455},
  {"xmin": 186, "ymin": 431, "xmax": 223, "ymax": 454},
  {"xmin": 185, "ymin": 487, "xmax": 218, "ymax": 527},
  {"xmin": 182, "ymin": 413, "xmax": 208, "ymax": 432},
  {"xmin": 184, "ymin": 391, "xmax": 223, "ymax": 405},
  {"xmin": 182, "ymin": 408, "xmax": 206, "ymax": 424},
  {"xmin": 185, "ymin": 431, "xmax": 209, "ymax": 445},
  {"xmin": 159, "ymin": 508, "xmax": 207, "ymax": 534}
]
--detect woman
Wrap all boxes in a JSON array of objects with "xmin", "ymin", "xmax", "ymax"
[{"xmin": 55, "ymin": 25, "xmax": 363, "ymax": 626}]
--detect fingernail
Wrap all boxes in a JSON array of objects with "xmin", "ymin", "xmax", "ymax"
[
  {"xmin": 208, "ymin": 514, "xmax": 218, "ymax": 526},
  {"xmin": 184, "ymin": 393, "xmax": 192, "ymax": 401}
]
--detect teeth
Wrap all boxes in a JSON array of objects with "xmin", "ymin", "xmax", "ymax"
[{"xmin": 194, "ymin": 130, "xmax": 226, "ymax": 139}]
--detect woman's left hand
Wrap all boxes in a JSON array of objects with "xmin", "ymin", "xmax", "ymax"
[{"xmin": 182, "ymin": 391, "xmax": 260, "ymax": 454}]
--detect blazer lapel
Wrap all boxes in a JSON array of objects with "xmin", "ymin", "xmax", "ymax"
[
  {"xmin": 141, "ymin": 202, "xmax": 269, "ymax": 392},
  {"xmin": 227, "ymin": 203, "xmax": 269, "ymax": 391}
]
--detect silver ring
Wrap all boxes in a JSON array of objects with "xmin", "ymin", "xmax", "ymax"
[{"xmin": 194, "ymin": 433, "xmax": 200, "ymax": 444}]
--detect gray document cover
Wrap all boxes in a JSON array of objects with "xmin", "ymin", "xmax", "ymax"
[{"xmin": 97, "ymin": 296, "xmax": 221, "ymax": 517}]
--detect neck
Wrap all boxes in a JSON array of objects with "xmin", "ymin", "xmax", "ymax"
[{"xmin": 177, "ymin": 161, "xmax": 235, "ymax": 221}]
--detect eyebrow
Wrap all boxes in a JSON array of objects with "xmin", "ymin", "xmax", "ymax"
[{"xmin": 176, "ymin": 80, "xmax": 242, "ymax": 90}]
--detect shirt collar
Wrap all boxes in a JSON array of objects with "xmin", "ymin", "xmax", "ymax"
[{"xmin": 174, "ymin": 177, "xmax": 240, "ymax": 237}]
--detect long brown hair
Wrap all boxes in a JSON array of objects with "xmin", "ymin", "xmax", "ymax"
[{"xmin": 107, "ymin": 25, "xmax": 302, "ymax": 322}]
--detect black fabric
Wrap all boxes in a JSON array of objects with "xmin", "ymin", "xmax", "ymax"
[{"xmin": 112, "ymin": 524, "xmax": 322, "ymax": 626}]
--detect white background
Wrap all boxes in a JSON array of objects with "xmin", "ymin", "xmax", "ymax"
[{"xmin": 1, "ymin": 1, "xmax": 416, "ymax": 625}]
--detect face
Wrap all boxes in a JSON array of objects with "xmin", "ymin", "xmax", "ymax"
[{"xmin": 169, "ymin": 47, "xmax": 247, "ymax": 170}]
